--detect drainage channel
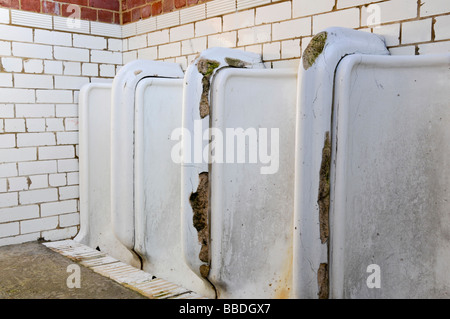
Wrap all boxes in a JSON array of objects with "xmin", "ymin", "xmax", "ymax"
[{"xmin": 43, "ymin": 240, "xmax": 206, "ymax": 299}]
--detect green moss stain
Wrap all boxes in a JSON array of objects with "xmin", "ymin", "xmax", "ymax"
[
  {"xmin": 303, "ymin": 32, "xmax": 328, "ymax": 70},
  {"xmin": 197, "ymin": 59, "xmax": 220, "ymax": 118}
]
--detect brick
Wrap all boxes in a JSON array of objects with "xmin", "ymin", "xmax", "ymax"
[
  {"xmin": 208, "ymin": 31, "xmax": 237, "ymax": 48},
  {"xmin": 99, "ymin": 64, "xmax": 116, "ymax": 77},
  {"xmin": 90, "ymin": 50, "xmax": 122, "ymax": 64},
  {"xmin": 256, "ymin": 1, "xmax": 291, "ymax": 25},
  {"xmin": 0, "ymin": 134, "xmax": 15, "ymax": 148},
  {"xmin": 128, "ymin": 34, "xmax": 147, "ymax": 50},
  {"xmin": 0, "ymin": 25, "xmax": 33, "ymax": 42},
  {"xmin": 54, "ymin": 76, "xmax": 89, "ymax": 90},
  {"xmin": 41, "ymin": 199, "xmax": 77, "ymax": 217},
  {"xmin": 56, "ymin": 104, "xmax": 78, "ymax": 117},
  {"xmin": 313, "ymin": 8, "xmax": 360, "ymax": 33},
  {"xmin": 293, "ymin": 0, "xmax": 335, "ymax": 17},
  {"xmin": 14, "ymin": 74, "xmax": 54, "ymax": 89},
  {"xmin": 238, "ymin": 25, "xmax": 271, "ymax": 46},
  {"xmin": 434, "ymin": 15, "xmax": 450, "ymax": 41},
  {"xmin": 59, "ymin": 185, "xmax": 79, "ymax": 200},
  {"xmin": 148, "ymin": 29, "xmax": 170, "ymax": 46},
  {"xmin": 108, "ymin": 38, "xmax": 123, "ymax": 51},
  {"xmin": 66, "ymin": 172, "xmax": 78, "ymax": 185},
  {"xmin": 34, "ymin": 29, "xmax": 72, "ymax": 46},
  {"xmin": 402, "ymin": 19, "xmax": 432, "ymax": 44},
  {"xmin": 373, "ymin": 23, "xmax": 400, "ymax": 47},
  {"xmin": 39, "ymin": 146, "xmax": 74, "ymax": 160},
  {"xmin": 12, "ymin": 42, "xmax": 53, "ymax": 59},
  {"xmin": 0, "ymin": 178, "xmax": 5, "ymax": 192},
  {"xmin": 16, "ymin": 104, "xmax": 55, "ymax": 118},
  {"xmin": 418, "ymin": 40, "xmax": 450, "ymax": 55},
  {"xmin": 0, "ymin": 7, "xmax": 9, "ymax": 24},
  {"xmin": 90, "ymin": 0, "xmax": 120, "ymax": 11},
  {"xmin": 18, "ymin": 160, "xmax": 57, "ymax": 176},
  {"xmin": 338, "ymin": 0, "xmax": 377, "ymax": 9},
  {"xmin": 1, "ymin": 57, "xmax": 22, "ymax": 72},
  {"xmin": 182, "ymin": 36, "xmax": 207, "ymax": 55},
  {"xmin": 36, "ymin": 90, "xmax": 73, "ymax": 103},
  {"xmin": 170, "ymin": 23, "xmax": 194, "ymax": 42},
  {"xmin": 54, "ymin": 46, "xmax": 90, "ymax": 62},
  {"xmin": 0, "ymin": 148, "xmax": 36, "ymax": 163},
  {"xmin": 281, "ymin": 39, "xmax": 301, "ymax": 59},
  {"xmin": 158, "ymin": 42, "xmax": 181, "ymax": 58},
  {"xmin": 63, "ymin": 61, "xmax": 81, "ymax": 76},
  {"xmin": 57, "ymin": 159, "xmax": 78, "ymax": 172},
  {"xmin": 81, "ymin": 7, "xmax": 97, "ymax": 21},
  {"xmin": 421, "ymin": 0, "xmax": 450, "ymax": 17},
  {"xmin": 42, "ymin": 0, "xmax": 60, "ymax": 15},
  {"xmin": 223, "ymin": 9, "xmax": 255, "ymax": 32},
  {"xmin": 0, "ymin": 163, "xmax": 18, "ymax": 178},
  {"xmin": 81, "ymin": 63, "xmax": 98, "ymax": 76},
  {"xmin": 272, "ymin": 17, "xmax": 312, "ymax": 40},
  {"xmin": 56, "ymin": 132, "xmax": 78, "ymax": 145},
  {"xmin": 26, "ymin": 119, "xmax": 46, "ymax": 132},
  {"xmin": 49, "ymin": 173, "xmax": 67, "ymax": 187},
  {"xmin": 59, "ymin": 212, "xmax": 79, "ymax": 227},
  {"xmin": 0, "ymin": 205, "xmax": 39, "ymax": 223},
  {"xmin": 0, "ymin": 222, "xmax": 19, "ymax": 238},
  {"xmin": 17, "ymin": 133, "xmax": 56, "ymax": 147},
  {"xmin": 4, "ymin": 119, "xmax": 25, "ymax": 132},
  {"xmin": 7, "ymin": 176, "xmax": 29, "ymax": 191},
  {"xmin": 0, "ymin": 88, "xmax": 35, "ymax": 103},
  {"xmin": 24, "ymin": 59, "xmax": 44, "ymax": 74},
  {"xmin": 19, "ymin": 188, "xmax": 58, "ymax": 205},
  {"xmin": 28, "ymin": 174, "xmax": 48, "ymax": 190},
  {"xmin": 0, "ymin": 104, "xmax": 14, "ymax": 118},
  {"xmin": 73, "ymin": 34, "xmax": 107, "ymax": 50},
  {"xmin": 361, "ymin": 0, "xmax": 418, "ymax": 26},
  {"xmin": 0, "ymin": 134, "xmax": 16, "ymax": 149},
  {"xmin": 42, "ymin": 226, "xmax": 78, "ymax": 241},
  {"xmin": 98, "ymin": 9, "xmax": 115, "ymax": 23},
  {"xmin": 21, "ymin": 216, "xmax": 59, "ymax": 233},
  {"xmin": 195, "ymin": 18, "xmax": 222, "ymax": 37},
  {"xmin": 0, "ymin": 192, "xmax": 18, "ymax": 208},
  {"xmin": 0, "ymin": 73, "xmax": 12, "ymax": 87},
  {"xmin": 0, "ymin": 40, "xmax": 11, "ymax": 56},
  {"xmin": 137, "ymin": 47, "xmax": 158, "ymax": 60},
  {"xmin": 44, "ymin": 60, "xmax": 63, "ymax": 75},
  {"xmin": 21, "ymin": 0, "xmax": 40, "ymax": 12}
]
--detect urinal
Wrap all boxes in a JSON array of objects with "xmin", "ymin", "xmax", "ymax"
[
  {"xmin": 329, "ymin": 53, "xmax": 450, "ymax": 298},
  {"xmin": 76, "ymin": 83, "xmax": 139, "ymax": 267},
  {"xmin": 294, "ymin": 26, "xmax": 450, "ymax": 298},
  {"xmin": 181, "ymin": 47, "xmax": 298, "ymax": 298}
]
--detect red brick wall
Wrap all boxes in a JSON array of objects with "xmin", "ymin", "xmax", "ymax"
[
  {"xmin": 0, "ymin": 0, "xmax": 211, "ymax": 24},
  {"xmin": 121, "ymin": 0, "xmax": 209, "ymax": 24}
]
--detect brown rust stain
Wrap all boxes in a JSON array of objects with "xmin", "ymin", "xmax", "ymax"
[
  {"xmin": 317, "ymin": 263, "xmax": 329, "ymax": 299},
  {"xmin": 273, "ymin": 242, "xmax": 293, "ymax": 299},
  {"xmin": 189, "ymin": 172, "xmax": 210, "ymax": 277},
  {"xmin": 197, "ymin": 59, "xmax": 220, "ymax": 119},
  {"xmin": 318, "ymin": 131, "xmax": 331, "ymax": 244}
]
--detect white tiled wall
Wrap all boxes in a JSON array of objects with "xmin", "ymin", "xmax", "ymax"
[
  {"xmin": 121, "ymin": 0, "xmax": 450, "ymax": 69},
  {"xmin": 1, "ymin": 0, "xmax": 449, "ymax": 246},
  {"xmin": 0, "ymin": 8, "xmax": 122, "ymax": 246}
]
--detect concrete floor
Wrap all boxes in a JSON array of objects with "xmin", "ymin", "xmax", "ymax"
[{"xmin": 0, "ymin": 240, "xmax": 147, "ymax": 299}]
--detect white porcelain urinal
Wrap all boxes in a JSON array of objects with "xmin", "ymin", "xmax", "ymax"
[
  {"xmin": 293, "ymin": 27, "xmax": 390, "ymax": 299},
  {"xmin": 181, "ymin": 47, "xmax": 298, "ymax": 298},
  {"xmin": 76, "ymin": 83, "xmax": 140, "ymax": 267},
  {"xmin": 133, "ymin": 76, "xmax": 214, "ymax": 297},
  {"xmin": 329, "ymin": 53, "xmax": 450, "ymax": 298},
  {"xmin": 295, "ymin": 27, "xmax": 450, "ymax": 298}
]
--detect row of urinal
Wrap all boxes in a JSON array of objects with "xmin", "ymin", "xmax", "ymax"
[{"xmin": 75, "ymin": 27, "xmax": 450, "ymax": 299}]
